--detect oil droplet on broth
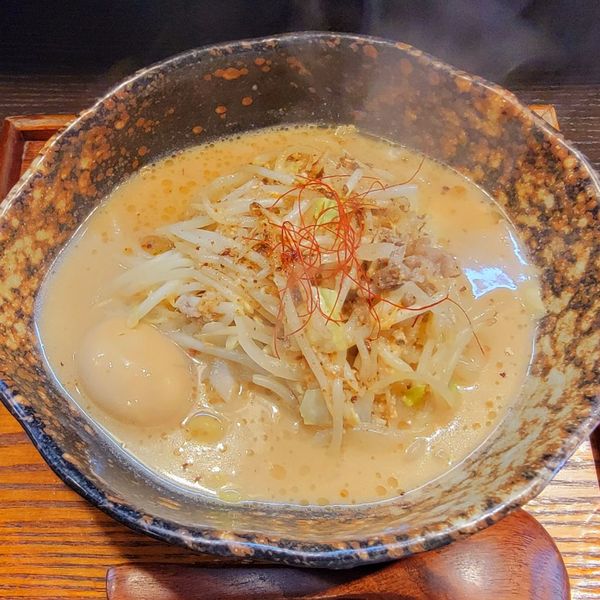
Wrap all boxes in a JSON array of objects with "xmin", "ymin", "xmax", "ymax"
[
  {"xmin": 184, "ymin": 412, "xmax": 226, "ymax": 444},
  {"xmin": 269, "ymin": 464, "xmax": 287, "ymax": 480},
  {"xmin": 375, "ymin": 485, "xmax": 387, "ymax": 496}
]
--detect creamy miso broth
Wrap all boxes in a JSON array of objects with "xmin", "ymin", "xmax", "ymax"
[{"xmin": 37, "ymin": 125, "xmax": 542, "ymax": 505}]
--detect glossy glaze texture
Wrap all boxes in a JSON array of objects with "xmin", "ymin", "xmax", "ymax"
[{"xmin": 0, "ymin": 33, "xmax": 598, "ymax": 568}]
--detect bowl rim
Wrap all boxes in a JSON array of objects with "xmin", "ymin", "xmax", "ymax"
[{"xmin": 2, "ymin": 30, "xmax": 600, "ymax": 568}]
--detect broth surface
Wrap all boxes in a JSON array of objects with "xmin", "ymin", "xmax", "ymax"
[{"xmin": 37, "ymin": 126, "xmax": 540, "ymax": 505}]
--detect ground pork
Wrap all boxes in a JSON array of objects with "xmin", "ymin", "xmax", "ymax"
[{"xmin": 371, "ymin": 236, "xmax": 460, "ymax": 293}]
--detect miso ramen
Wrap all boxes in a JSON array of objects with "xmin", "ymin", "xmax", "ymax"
[{"xmin": 37, "ymin": 125, "xmax": 543, "ymax": 505}]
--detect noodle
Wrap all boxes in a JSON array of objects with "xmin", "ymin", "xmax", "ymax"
[{"xmin": 114, "ymin": 141, "xmax": 491, "ymax": 445}]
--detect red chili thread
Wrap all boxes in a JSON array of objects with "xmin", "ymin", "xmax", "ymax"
[{"xmin": 245, "ymin": 161, "xmax": 482, "ymax": 354}]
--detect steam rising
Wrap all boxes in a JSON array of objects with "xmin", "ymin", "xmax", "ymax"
[{"xmin": 290, "ymin": 0, "xmax": 556, "ymax": 82}]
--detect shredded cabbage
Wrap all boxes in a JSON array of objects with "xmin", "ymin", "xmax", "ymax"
[
  {"xmin": 314, "ymin": 197, "xmax": 338, "ymax": 225},
  {"xmin": 402, "ymin": 384, "xmax": 427, "ymax": 407}
]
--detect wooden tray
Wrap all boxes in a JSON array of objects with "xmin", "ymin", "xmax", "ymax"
[{"xmin": 0, "ymin": 109, "xmax": 598, "ymax": 599}]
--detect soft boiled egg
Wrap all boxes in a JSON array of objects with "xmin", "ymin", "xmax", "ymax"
[{"xmin": 76, "ymin": 317, "xmax": 193, "ymax": 426}]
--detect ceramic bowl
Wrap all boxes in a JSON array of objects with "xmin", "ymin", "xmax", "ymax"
[{"xmin": 0, "ymin": 32, "xmax": 598, "ymax": 568}]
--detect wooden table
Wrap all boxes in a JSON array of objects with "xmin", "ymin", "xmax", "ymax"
[{"xmin": 0, "ymin": 81, "xmax": 599, "ymax": 599}]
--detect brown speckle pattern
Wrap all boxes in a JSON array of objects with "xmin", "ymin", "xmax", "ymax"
[{"xmin": 0, "ymin": 33, "xmax": 598, "ymax": 568}]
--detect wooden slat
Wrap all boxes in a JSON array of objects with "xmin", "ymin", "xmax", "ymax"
[
  {"xmin": 0, "ymin": 117, "xmax": 24, "ymax": 197},
  {"xmin": 20, "ymin": 140, "xmax": 47, "ymax": 176},
  {"xmin": 529, "ymin": 103, "xmax": 559, "ymax": 129},
  {"xmin": 0, "ymin": 114, "xmax": 73, "ymax": 198},
  {"xmin": 0, "ymin": 109, "xmax": 598, "ymax": 599},
  {"xmin": 527, "ymin": 443, "xmax": 600, "ymax": 600}
]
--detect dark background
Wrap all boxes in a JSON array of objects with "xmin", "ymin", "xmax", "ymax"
[
  {"xmin": 1, "ymin": 0, "xmax": 600, "ymax": 164},
  {"xmin": 2, "ymin": 0, "xmax": 600, "ymax": 85}
]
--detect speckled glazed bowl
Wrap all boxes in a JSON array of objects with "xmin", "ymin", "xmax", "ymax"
[{"xmin": 0, "ymin": 33, "xmax": 598, "ymax": 568}]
